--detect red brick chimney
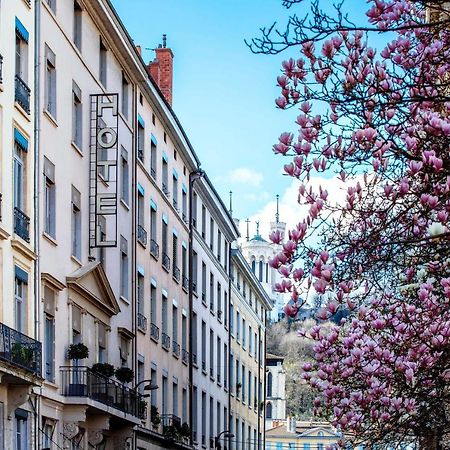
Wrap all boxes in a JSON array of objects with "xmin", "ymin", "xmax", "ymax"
[{"xmin": 147, "ymin": 35, "xmax": 174, "ymax": 106}]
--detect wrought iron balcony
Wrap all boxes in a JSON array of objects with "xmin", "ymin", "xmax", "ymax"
[
  {"xmin": 182, "ymin": 349, "xmax": 188, "ymax": 365},
  {"xmin": 172, "ymin": 266, "xmax": 180, "ymax": 282},
  {"xmin": 209, "ymin": 367, "xmax": 214, "ymax": 379},
  {"xmin": 162, "ymin": 252, "xmax": 170, "ymax": 271},
  {"xmin": 0, "ymin": 55, "xmax": 3, "ymax": 84},
  {"xmin": 182, "ymin": 212, "xmax": 187, "ymax": 223},
  {"xmin": 150, "ymin": 323, "xmax": 159, "ymax": 342},
  {"xmin": 150, "ymin": 239, "xmax": 159, "ymax": 259},
  {"xmin": 0, "ymin": 322, "xmax": 41, "ymax": 376},
  {"xmin": 137, "ymin": 313, "xmax": 147, "ymax": 332},
  {"xmin": 162, "ymin": 413, "xmax": 181, "ymax": 428},
  {"xmin": 192, "ymin": 353, "xmax": 197, "ymax": 367},
  {"xmin": 14, "ymin": 207, "xmax": 30, "ymax": 242},
  {"xmin": 217, "ymin": 310, "xmax": 223, "ymax": 321},
  {"xmin": 137, "ymin": 147, "xmax": 144, "ymax": 162},
  {"xmin": 150, "ymin": 167, "xmax": 156, "ymax": 179},
  {"xmin": 161, "ymin": 333, "xmax": 170, "ymax": 350},
  {"xmin": 201, "ymin": 360, "xmax": 206, "ymax": 372},
  {"xmin": 172, "ymin": 198, "xmax": 178, "ymax": 209},
  {"xmin": 15, "ymin": 75, "xmax": 31, "ymax": 114},
  {"xmin": 137, "ymin": 225, "xmax": 147, "ymax": 246},
  {"xmin": 60, "ymin": 366, "xmax": 145, "ymax": 418},
  {"xmin": 182, "ymin": 276, "xmax": 188, "ymax": 292},
  {"xmin": 172, "ymin": 340, "xmax": 180, "ymax": 358}
]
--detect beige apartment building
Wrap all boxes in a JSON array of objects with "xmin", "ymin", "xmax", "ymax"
[
  {"xmin": 230, "ymin": 249, "xmax": 272, "ymax": 450},
  {"xmin": 191, "ymin": 174, "xmax": 239, "ymax": 449},
  {"xmin": 0, "ymin": 1, "xmax": 273, "ymax": 449},
  {"xmin": 0, "ymin": 1, "xmax": 41, "ymax": 449}
]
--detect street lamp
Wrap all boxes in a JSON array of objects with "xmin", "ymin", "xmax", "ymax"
[
  {"xmin": 214, "ymin": 430, "xmax": 234, "ymax": 449},
  {"xmin": 134, "ymin": 379, "xmax": 158, "ymax": 397}
]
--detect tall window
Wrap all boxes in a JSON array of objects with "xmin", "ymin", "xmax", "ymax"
[
  {"xmin": 120, "ymin": 147, "xmax": 129, "ymax": 204},
  {"xmin": 182, "ymin": 314, "xmax": 187, "ymax": 352},
  {"xmin": 267, "ymin": 372, "xmax": 273, "ymax": 397},
  {"xmin": 150, "ymin": 137, "xmax": 157, "ymax": 179},
  {"xmin": 15, "ymin": 410, "xmax": 28, "ymax": 450},
  {"xmin": 201, "ymin": 321, "xmax": 206, "ymax": 370},
  {"xmin": 201, "ymin": 262, "xmax": 207, "ymax": 303},
  {"xmin": 162, "ymin": 218, "xmax": 168, "ymax": 256},
  {"xmin": 162, "ymin": 375, "xmax": 168, "ymax": 415},
  {"xmin": 209, "ymin": 329, "xmax": 214, "ymax": 378},
  {"xmin": 121, "ymin": 73, "xmax": 129, "ymax": 119},
  {"xmin": 230, "ymin": 303, "xmax": 234, "ymax": 334},
  {"xmin": 45, "ymin": 45, "xmax": 56, "ymax": 118},
  {"xmin": 150, "ymin": 283, "xmax": 157, "ymax": 326},
  {"xmin": 137, "ymin": 271, "xmax": 144, "ymax": 317},
  {"xmin": 182, "ymin": 245, "xmax": 187, "ymax": 282},
  {"xmin": 209, "ymin": 272, "xmax": 214, "ymax": 312},
  {"xmin": 172, "ymin": 232, "xmax": 178, "ymax": 275},
  {"xmin": 201, "ymin": 392, "xmax": 206, "ymax": 446},
  {"xmin": 172, "ymin": 381, "xmax": 178, "ymax": 416},
  {"xmin": 120, "ymin": 236, "xmax": 128, "ymax": 299},
  {"xmin": 224, "ymin": 291, "xmax": 228, "ymax": 327},
  {"xmin": 192, "ymin": 251, "xmax": 198, "ymax": 292},
  {"xmin": 217, "ymin": 336, "xmax": 221, "ymax": 382},
  {"xmin": 217, "ymin": 282, "xmax": 222, "ymax": 317},
  {"xmin": 137, "ymin": 117, "xmax": 144, "ymax": 162},
  {"xmin": 72, "ymin": 305, "xmax": 82, "ymax": 345},
  {"xmin": 150, "ymin": 203, "xmax": 157, "ymax": 251},
  {"xmin": 172, "ymin": 172, "xmax": 178, "ymax": 209},
  {"xmin": 71, "ymin": 186, "xmax": 81, "ymax": 260},
  {"xmin": 161, "ymin": 293, "xmax": 168, "ymax": 334},
  {"xmin": 162, "ymin": 157, "xmax": 168, "ymax": 194},
  {"xmin": 13, "ymin": 134, "xmax": 26, "ymax": 212},
  {"xmin": 242, "ymin": 318, "xmax": 246, "ymax": 348},
  {"xmin": 192, "ymin": 192, "xmax": 198, "ymax": 228},
  {"xmin": 172, "ymin": 305, "xmax": 178, "ymax": 343},
  {"xmin": 209, "ymin": 396, "xmax": 214, "ymax": 442},
  {"xmin": 182, "ymin": 188, "xmax": 187, "ymax": 222},
  {"xmin": 98, "ymin": 321, "xmax": 107, "ymax": 362},
  {"xmin": 217, "ymin": 230, "xmax": 222, "ymax": 262},
  {"xmin": 192, "ymin": 312, "xmax": 198, "ymax": 361},
  {"xmin": 99, "ymin": 37, "xmax": 107, "ymax": 86},
  {"xmin": 73, "ymin": 1, "xmax": 82, "ymax": 50},
  {"xmin": 43, "ymin": 285, "xmax": 56, "ymax": 381},
  {"xmin": 224, "ymin": 343, "xmax": 228, "ymax": 388},
  {"xmin": 14, "ymin": 267, "xmax": 27, "ymax": 333},
  {"xmin": 15, "ymin": 19, "xmax": 29, "ymax": 82},
  {"xmin": 201, "ymin": 205, "xmax": 206, "ymax": 238},
  {"xmin": 44, "ymin": 157, "xmax": 56, "ymax": 238},
  {"xmin": 209, "ymin": 218, "xmax": 214, "ymax": 250},
  {"xmin": 72, "ymin": 81, "xmax": 82, "ymax": 149},
  {"xmin": 236, "ymin": 311, "xmax": 240, "ymax": 341}
]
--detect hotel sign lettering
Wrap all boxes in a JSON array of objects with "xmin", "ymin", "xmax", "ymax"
[{"xmin": 89, "ymin": 93, "xmax": 119, "ymax": 248}]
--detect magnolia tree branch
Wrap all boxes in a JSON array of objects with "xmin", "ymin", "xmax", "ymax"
[{"xmin": 255, "ymin": 0, "xmax": 450, "ymax": 448}]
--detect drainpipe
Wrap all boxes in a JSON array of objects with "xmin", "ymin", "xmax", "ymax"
[
  {"xmin": 188, "ymin": 169, "xmax": 203, "ymax": 446},
  {"xmin": 33, "ymin": 1, "xmax": 42, "ymax": 448},
  {"xmin": 131, "ymin": 81, "xmax": 138, "ymax": 449}
]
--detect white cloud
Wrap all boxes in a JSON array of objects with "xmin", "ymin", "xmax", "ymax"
[
  {"xmin": 228, "ymin": 167, "xmax": 264, "ymax": 188},
  {"xmin": 237, "ymin": 174, "xmax": 351, "ymax": 241}
]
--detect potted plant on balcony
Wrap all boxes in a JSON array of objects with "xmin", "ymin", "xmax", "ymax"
[
  {"xmin": 11, "ymin": 343, "xmax": 34, "ymax": 369},
  {"xmin": 115, "ymin": 367, "xmax": 133, "ymax": 383},
  {"xmin": 90, "ymin": 362, "xmax": 115, "ymax": 404},
  {"xmin": 67, "ymin": 343, "xmax": 89, "ymax": 361},
  {"xmin": 150, "ymin": 405, "xmax": 161, "ymax": 429},
  {"xmin": 91, "ymin": 362, "xmax": 115, "ymax": 378},
  {"xmin": 180, "ymin": 422, "xmax": 191, "ymax": 440},
  {"xmin": 67, "ymin": 343, "xmax": 89, "ymax": 396}
]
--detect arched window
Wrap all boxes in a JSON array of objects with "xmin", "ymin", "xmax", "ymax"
[
  {"xmin": 266, "ymin": 402, "xmax": 272, "ymax": 419},
  {"xmin": 251, "ymin": 259, "xmax": 256, "ymax": 274},
  {"xmin": 267, "ymin": 372, "xmax": 273, "ymax": 397},
  {"xmin": 258, "ymin": 260, "xmax": 263, "ymax": 282}
]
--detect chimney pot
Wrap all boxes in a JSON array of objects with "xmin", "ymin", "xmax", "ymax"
[{"xmin": 147, "ymin": 36, "xmax": 174, "ymax": 105}]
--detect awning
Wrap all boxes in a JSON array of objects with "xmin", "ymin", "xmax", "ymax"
[{"xmin": 15, "ymin": 17, "xmax": 29, "ymax": 43}]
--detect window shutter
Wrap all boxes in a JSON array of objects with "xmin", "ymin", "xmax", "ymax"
[
  {"xmin": 43, "ymin": 285, "xmax": 56, "ymax": 316},
  {"xmin": 72, "ymin": 306, "xmax": 81, "ymax": 333}
]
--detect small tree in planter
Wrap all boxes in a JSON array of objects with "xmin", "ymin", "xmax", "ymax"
[
  {"xmin": 66, "ymin": 343, "xmax": 89, "ymax": 396},
  {"xmin": 180, "ymin": 422, "xmax": 191, "ymax": 439},
  {"xmin": 115, "ymin": 367, "xmax": 133, "ymax": 384},
  {"xmin": 91, "ymin": 362, "xmax": 115, "ymax": 378},
  {"xmin": 67, "ymin": 343, "xmax": 89, "ymax": 362},
  {"xmin": 150, "ymin": 405, "xmax": 161, "ymax": 428}
]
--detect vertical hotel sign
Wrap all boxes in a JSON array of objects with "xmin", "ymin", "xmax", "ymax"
[{"xmin": 89, "ymin": 94, "xmax": 119, "ymax": 248}]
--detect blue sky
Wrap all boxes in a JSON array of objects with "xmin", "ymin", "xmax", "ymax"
[{"xmin": 111, "ymin": 0, "xmax": 367, "ymax": 234}]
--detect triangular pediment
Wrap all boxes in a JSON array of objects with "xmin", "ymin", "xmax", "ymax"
[
  {"xmin": 297, "ymin": 427, "xmax": 339, "ymax": 438},
  {"xmin": 66, "ymin": 261, "xmax": 120, "ymax": 317}
]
